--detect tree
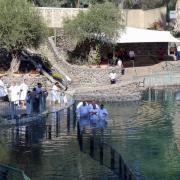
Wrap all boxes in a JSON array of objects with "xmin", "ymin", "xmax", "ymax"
[
  {"xmin": 0, "ymin": 0, "xmax": 47, "ymax": 73},
  {"xmin": 63, "ymin": 2, "xmax": 124, "ymax": 43},
  {"xmin": 63, "ymin": 2, "xmax": 124, "ymax": 64}
]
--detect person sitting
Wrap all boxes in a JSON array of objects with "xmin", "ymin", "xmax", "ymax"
[{"xmin": 109, "ymin": 71, "xmax": 117, "ymax": 84}]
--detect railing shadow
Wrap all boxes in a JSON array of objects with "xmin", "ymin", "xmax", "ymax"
[
  {"xmin": 5, "ymin": 101, "xmax": 142, "ymax": 180},
  {"xmin": 77, "ymin": 122, "xmax": 139, "ymax": 180}
]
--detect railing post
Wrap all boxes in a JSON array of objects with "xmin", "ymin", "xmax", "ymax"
[
  {"xmin": 124, "ymin": 164, "xmax": 127, "ymax": 180},
  {"xmin": 67, "ymin": 107, "xmax": 70, "ymax": 132},
  {"xmin": 90, "ymin": 135, "xmax": 94, "ymax": 158},
  {"xmin": 100, "ymin": 142, "xmax": 103, "ymax": 165},
  {"xmin": 119, "ymin": 155, "xmax": 123, "ymax": 178},
  {"xmin": 48, "ymin": 125, "xmax": 52, "ymax": 139},
  {"xmin": 111, "ymin": 148, "xmax": 115, "ymax": 170},
  {"xmin": 25, "ymin": 126, "xmax": 29, "ymax": 144},
  {"xmin": 73, "ymin": 102, "xmax": 76, "ymax": 129},
  {"xmin": 77, "ymin": 122, "xmax": 83, "ymax": 151},
  {"xmin": 56, "ymin": 111, "xmax": 59, "ymax": 137},
  {"xmin": 10, "ymin": 102, "xmax": 16, "ymax": 120}
]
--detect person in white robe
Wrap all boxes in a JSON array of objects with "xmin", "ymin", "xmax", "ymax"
[
  {"xmin": 63, "ymin": 94, "xmax": 68, "ymax": 105},
  {"xmin": 51, "ymin": 82, "xmax": 60, "ymax": 104},
  {"xmin": 19, "ymin": 80, "xmax": 28, "ymax": 108},
  {"xmin": 0, "ymin": 78, "xmax": 7, "ymax": 98},
  {"xmin": 76, "ymin": 101, "xmax": 90, "ymax": 129},
  {"xmin": 89, "ymin": 104, "xmax": 99, "ymax": 128},
  {"xmin": 88, "ymin": 100, "xmax": 99, "ymax": 109},
  {"xmin": 76, "ymin": 100, "xmax": 88, "ymax": 110},
  {"xmin": 98, "ymin": 104, "xmax": 108, "ymax": 128},
  {"xmin": 9, "ymin": 82, "xmax": 20, "ymax": 104},
  {"xmin": 109, "ymin": 71, "xmax": 117, "ymax": 84}
]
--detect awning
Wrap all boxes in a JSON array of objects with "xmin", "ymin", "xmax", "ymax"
[{"xmin": 116, "ymin": 27, "xmax": 180, "ymax": 43}]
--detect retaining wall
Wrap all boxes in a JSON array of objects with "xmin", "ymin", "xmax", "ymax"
[{"xmin": 38, "ymin": 7, "xmax": 167, "ymax": 29}]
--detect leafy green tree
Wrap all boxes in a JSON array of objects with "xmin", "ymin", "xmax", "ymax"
[
  {"xmin": 63, "ymin": 2, "xmax": 124, "ymax": 64},
  {"xmin": 0, "ymin": 0, "xmax": 47, "ymax": 73},
  {"xmin": 63, "ymin": 2, "xmax": 124, "ymax": 43}
]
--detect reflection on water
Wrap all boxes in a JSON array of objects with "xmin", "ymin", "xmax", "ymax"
[
  {"xmin": 105, "ymin": 88, "xmax": 180, "ymax": 180},
  {"xmin": 2, "ymin": 88, "xmax": 180, "ymax": 179},
  {"xmin": 0, "ymin": 111, "xmax": 116, "ymax": 180}
]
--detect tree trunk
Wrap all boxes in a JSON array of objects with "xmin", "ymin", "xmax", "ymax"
[{"xmin": 9, "ymin": 55, "xmax": 20, "ymax": 74}]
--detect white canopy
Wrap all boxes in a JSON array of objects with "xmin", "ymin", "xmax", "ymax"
[{"xmin": 116, "ymin": 27, "xmax": 180, "ymax": 43}]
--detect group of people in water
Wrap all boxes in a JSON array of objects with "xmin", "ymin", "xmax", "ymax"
[{"xmin": 76, "ymin": 100, "xmax": 108, "ymax": 129}]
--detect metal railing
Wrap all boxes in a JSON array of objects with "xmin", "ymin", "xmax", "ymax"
[
  {"xmin": 3, "ymin": 101, "xmax": 139, "ymax": 180},
  {"xmin": 77, "ymin": 122, "xmax": 138, "ymax": 180},
  {"xmin": 0, "ymin": 93, "xmax": 47, "ymax": 120}
]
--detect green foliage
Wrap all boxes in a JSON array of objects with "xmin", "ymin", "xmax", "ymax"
[
  {"xmin": 63, "ymin": 2, "xmax": 124, "ymax": 43},
  {"xmin": 0, "ymin": 0, "xmax": 47, "ymax": 52},
  {"xmin": 94, "ymin": 44, "xmax": 101, "ymax": 66},
  {"xmin": 52, "ymin": 72, "xmax": 62, "ymax": 80}
]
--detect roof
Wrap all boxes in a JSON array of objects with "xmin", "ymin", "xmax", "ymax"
[{"xmin": 116, "ymin": 27, "xmax": 180, "ymax": 43}]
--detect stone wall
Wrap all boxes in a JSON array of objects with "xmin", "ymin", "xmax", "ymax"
[
  {"xmin": 2, "ymin": 75, "xmax": 50, "ymax": 89},
  {"xmin": 73, "ymin": 81, "xmax": 143, "ymax": 102},
  {"xmin": 38, "ymin": 7, "xmax": 167, "ymax": 29},
  {"xmin": 175, "ymin": 0, "xmax": 180, "ymax": 33},
  {"xmin": 47, "ymin": 37, "xmax": 122, "ymax": 86}
]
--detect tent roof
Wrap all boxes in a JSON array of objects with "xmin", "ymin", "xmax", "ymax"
[{"xmin": 116, "ymin": 27, "xmax": 180, "ymax": 43}]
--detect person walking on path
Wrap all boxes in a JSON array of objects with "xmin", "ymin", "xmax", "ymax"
[{"xmin": 109, "ymin": 71, "xmax": 117, "ymax": 84}]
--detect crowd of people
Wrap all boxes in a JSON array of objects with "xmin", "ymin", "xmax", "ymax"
[
  {"xmin": 76, "ymin": 100, "xmax": 108, "ymax": 129},
  {"xmin": 0, "ymin": 77, "xmax": 69, "ymax": 116}
]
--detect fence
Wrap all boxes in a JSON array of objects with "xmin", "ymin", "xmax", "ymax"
[
  {"xmin": 77, "ymin": 122, "xmax": 138, "ymax": 180},
  {"xmin": 0, "ymin": 93, "xmax": 47, "ymax": 120},
  {"xmin": 3, "ymin": 101, "xmax": 139, "ymax": 180}
]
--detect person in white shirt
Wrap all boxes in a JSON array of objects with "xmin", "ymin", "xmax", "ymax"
[
  {"xmin": 9, "ymin": 82, "xmax": 20, "ymax": 105},
  {"xmin": 76, "ymin": 101, "xmax": 90, "ymax": 128},
  {"xmin": 19, "ymin": 80, "xmax": 28, "ymax": 108},
  {"xmin": 51, "ymin": 82, "xmax": 60, "ymax": 104},
  {"xmin": 89, "ymin": 104, "xmax": 99, "ymax": 128},
  {"xmin": 109, "ymin": 71, "xmax": 117, "ymax": 84},
  {"xmin": 88, "ymin": 100, "xmax": 99, "ymax": 109},
  {"xmin": 129, "ymin": 50, "xmax": 135, "ymax": 60},
  {"xmin": 117, "ymin": 58, "xmax": 122, "ymax": 67},
  {"xmin": 0, "ymin": 77, "xmax": 7, "ymax": 98},
  {"xmin": 77, "ymin": 100, "xmax": 88, "ymax": 110},
  {"xmin": 98, "ymin": 104, "xmax": 108, "ymax": 128}
]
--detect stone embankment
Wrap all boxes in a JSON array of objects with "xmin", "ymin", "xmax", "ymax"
[
  {"xmin": 2, "ymin": 74, "xmax": 51, "ymax": 88},
  {"xmin": 39, "ymin": 37, "xmax": 180, "ymax": 102},
  {"xmin": 69, "ymin": 81, "xmax": 144, "ymax": 102}
]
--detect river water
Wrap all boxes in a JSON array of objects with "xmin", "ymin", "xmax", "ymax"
[{"xmin": 1, "ymin": 88, "xmax": 180, "ymax": 179}]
